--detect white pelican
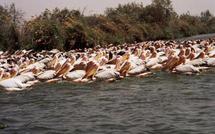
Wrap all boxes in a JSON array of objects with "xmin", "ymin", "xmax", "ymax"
[
  {"xmin": 95, "ymin": 58, "xmax": 121, "ymax": 80},
  {"xmin": 73, "ymin": 61, "xmax": 99, "ymax": 83},
  {"xmin": 37, "ymin": 58, "xmax": 73, "ymax": 82},
  {"xmin": 65, "ymin": 70, "xmax": 86, "ymax": 81},
  {"xmin": 186, "ymin": 52, "xmax": 206, "ymax": 66},
  {"xmin": 175, "ymin": 64, "xmax": 200, "ymax": 74},
  {"xmin": 206, "ymin": 58, "xmax": 215, "ymax": 67},
  {"xmin": 0, "ymin": 69, "xmax": 39, "ymax": 91}
]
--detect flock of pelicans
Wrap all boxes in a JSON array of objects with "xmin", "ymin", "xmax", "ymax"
[{"xmin": 0, "ymin": 38, "xmax": 215, "ymax": 91}]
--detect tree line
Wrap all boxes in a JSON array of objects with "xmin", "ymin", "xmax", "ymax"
[{"xmin": 0, "ymin": 0, "xmax": 215, "ymax": 51}]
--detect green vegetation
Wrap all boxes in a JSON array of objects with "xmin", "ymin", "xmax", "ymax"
[{"xmin": 0, "ymin": 0, "xmax": 215, "ymax": 51}]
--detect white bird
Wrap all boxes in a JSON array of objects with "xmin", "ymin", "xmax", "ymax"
[
  {"xmin": 128, "ymin": 64, "xmax": 147, "ymax": 75},
  {"xmin": 175, "ymin": 64, "xmax": 200, "ymax": 74},
  {"xmin": 95, "ymin": 69, "xmax": 120, "ymax": 80},
  {"xmin": 65, "ymin": 70, "xmax": 86, "ymax": 80},
  {"xmin": 205, "ymin": 58, "xmax": 215, "ymax": 67},
  {"xmin": 37, "ymin": 70, "xmax": 56, "ymax": 81}
]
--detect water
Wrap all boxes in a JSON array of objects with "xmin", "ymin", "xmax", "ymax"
[{"xmin": 0, "ymin": 69, "xmax": 215, "ymax": 134}]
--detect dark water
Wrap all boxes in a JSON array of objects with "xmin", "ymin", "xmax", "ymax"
[{"xmin": 0, "ymin": 70, "xmax": 215, "ymax": 134}]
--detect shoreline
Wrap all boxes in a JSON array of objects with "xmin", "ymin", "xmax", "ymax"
[
  {"xmin": 0, "ymin": 36, "xmax": 215, "ymax": 91},
  {"xmin": 177, "ymin": 33, "xmax": 215, "ymax": 41}
]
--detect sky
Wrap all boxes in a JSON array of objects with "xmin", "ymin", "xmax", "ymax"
[{"xmin": 0, "ymin": 0, "xmax": 215, "ymax": 19}]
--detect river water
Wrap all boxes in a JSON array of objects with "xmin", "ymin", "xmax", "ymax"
[{"xmin": 0, "ymin": 69, "xmax": 215, "ymax": 134}]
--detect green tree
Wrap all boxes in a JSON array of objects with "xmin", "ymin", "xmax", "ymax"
[{"xmin": 0, "ymin": 3, "xmax": 23, "ymax": 51}]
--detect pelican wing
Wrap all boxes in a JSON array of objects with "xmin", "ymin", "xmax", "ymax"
[
  {"xmin": 206, "ymin": 58, "xmax": 215, "ymax": 67},
  {"xmin": 186, "ymin": 59, "xmax": 206, "ymax": 66},
  {"xmin": 175, "ymin": 64, "xmax": 199, "ymax": 73},
  {"xmin": 0, "ymin": 78, "xmax": 23, "ymax": 88},
  {"xmin": 37, "ymin": 70, "xmax": 56, "ymax": 80},
  {"xmin": 14, "ymin": 72, "xmax": 35, "ymax": 83},
  {"xmin": 66, "ymin": 70, "xmax": 86, "ymax": 80},
  {"xmin": 95, "ymin": 69, "xmax": 119, "ymax": 80},
  {"xmin": 128, "ymin": 65, "xmax": 147, "ymax": 75},
  {"xmin": 146, "ymin": 58, "xmax": 159, "ymax": 68}
]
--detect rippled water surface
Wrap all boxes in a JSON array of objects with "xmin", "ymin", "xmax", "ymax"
[{"xmin": 1, "ymin": 69, "xmax": 215, "ymax": 134}]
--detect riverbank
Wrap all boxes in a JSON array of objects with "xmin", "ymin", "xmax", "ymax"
[
  {"xmin": 178, "ymin": 33, "xmax": 215, "ymax": 41},
  {"xmin": 1, "ymin": 37, "xmax": 215, "ymax": 91}
]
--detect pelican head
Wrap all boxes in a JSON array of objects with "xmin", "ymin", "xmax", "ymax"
[
  {"xmin": 149, "ymin": 46, "xmax": 156, "ymax": 53},
  {"xmin": 82, "ymin": 55, "xmax": 88, "ymax": 62},
  {"xmin": 99, "ymin": 57, "xmax": 108, "ymax": 66},
  {"xmin": 9, "ymin": 68, "xmax": 18, "ymax": 78},
  {"xmin": 121, "ymin": 52, "xmax": 130, "ymax": 62},
  {"xmin": 2, "ymin": 72, "xmax": 10, "ymax": 80},
  {"xmin": 145, "ymin": 50, "xmax": 151, "ymax": 58},
  {"xmin": 95, "ymin": 52, "xmax": 103, "ymax": 61},
  {"xmin": 31, "ymin": 67, "xmax": 41, "ymax": 75},
  {"xmin": 29, "ymin": 59, "xmax": 35, "ymax": 65}
]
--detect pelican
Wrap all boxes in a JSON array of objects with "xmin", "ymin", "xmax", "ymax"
[
  {"xmin": 186, "ymin": 52, "xmax": 206, "ymax": 66},
  {"xmin": 0, "ymin": 37, "xmax": 215, "ymax": 91},
  {"xmin": 73, "ymin": 61, "xmax": 99, "ymax": 83},
  {"xmin": 0, "ymin": 68, "xmax": 39, "ymax": 91},
  {"xmin": 37, "ymin": 58, "xmax": 73, "ymax": 82},
  {"xmin": 95, "ymin": 57, "xmax": 121, "ymax": 80},
  {"xmin": 175, "ymin": 64, "xmax": 200, "ymax": 74},
  {"xmin": 65, "ymin": 70, "xmax": 86, "ymax": 81},
  {"xmin": 205, "ymin": 58, "xmax": 215, "ymax": 67}
]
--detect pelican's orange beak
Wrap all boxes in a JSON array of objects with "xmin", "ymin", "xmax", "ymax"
[
  {"xmin": 178, "ymin": 49, "xmax": 185, "ymax": 57},
  {"xmin": 187, "ymin": 52, "xmax": 195, "ymax": 60},
  {"xmin": 178, "ymin": 55, "xmax": 186, "ymax": 65},
  {"xmin": 119, "ymin": 61, "xmax": 131, "ymax": 77},
  {"xmin": 169, "ymin": 57, "xmax": 180, "ymax": 70},
  {"xmin": 115, "ymin": 58, "xmax": 122, "ymax": 71},
  {"xmin": 56, "ymin": 63, "xmax": 72, "ymax": 77},
  {"xmin": 185, "ymin": 48, "xmax": 191, "ymax": 56},
  {"xmin": 140, "ymin": 52, "xmax": 146, "ymax": 61},
  {"xmin": 150, "ymin": 52, "xmax": 157, "ymax": 58},
  {"xmin": 163, "ymin": 56, "xmax": 179, "ymax": 70},
  {"xmin": 69, "ymin": 55, "xmax": 76, "ymax": 65},
  {"xmin": 55, "ymin": 63, "xmax": 62, "ymax": 72},
  {"xmin": 83, "ymin": 61, "xmax": 99, "ymax": 79},
  {"xmin": 196, "ymin": 52, "xmax": 205, "ymax": 59}
]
